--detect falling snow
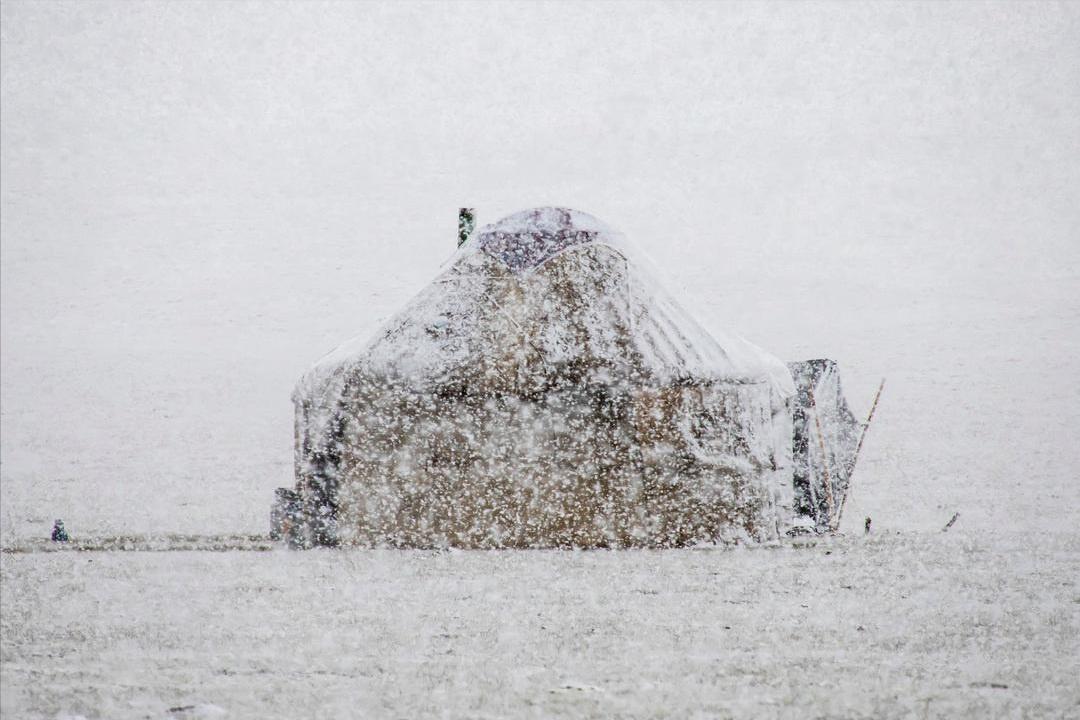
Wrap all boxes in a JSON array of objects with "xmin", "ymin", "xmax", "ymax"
[{"xmin": 2, "ymin": 2, "xmax": 1079, "ymax": 718}]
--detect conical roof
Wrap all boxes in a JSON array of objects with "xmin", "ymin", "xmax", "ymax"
[
  {"xmin": 299, "ymin": 207, "xmax": 793, "ymax": 399},
  {"xmin": 475, "ymin": 207, "xmax": 625, "ymax": 272}
]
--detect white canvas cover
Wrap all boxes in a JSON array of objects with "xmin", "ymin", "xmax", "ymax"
[
  {"xmin": 788, "ymin": 359, "xmax": 863, "ymax": 531},
  {"xmin": 292, "ymin": 208, "xmax": 794, "ymax": 547}
]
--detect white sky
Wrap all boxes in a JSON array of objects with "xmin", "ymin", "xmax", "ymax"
[{"xmin": 2, "ymin": 1, "xmax": 1078, "ymax": 537}]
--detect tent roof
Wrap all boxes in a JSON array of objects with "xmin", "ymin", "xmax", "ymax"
[
  {"xmin": 475, "ymin": 207, "xmax": 625, "ymax": 272},
  {"xmin": 296, "ymin": 208, "xmax": 794, "ymax": 401}
]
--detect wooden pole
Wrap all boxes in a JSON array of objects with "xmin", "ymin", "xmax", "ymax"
[{"xmin": 831, "ymin": 378, "xmax": 885, "ymax": 533}]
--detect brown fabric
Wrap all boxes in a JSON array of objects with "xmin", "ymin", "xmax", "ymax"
[{"xmin": 295, "ymin": 243, "xmax": 788, "ymax": 548}]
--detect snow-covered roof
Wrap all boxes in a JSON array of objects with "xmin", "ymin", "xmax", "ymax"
[
  {"xmin": 296, "ymin": 207, "xmax": 793, "ymax": 401},
  {"xmin": 475, "ymin": 207, "xmax": 626, "ymax": 272}
]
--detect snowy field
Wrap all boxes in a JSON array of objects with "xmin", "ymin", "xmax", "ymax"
[
  {"xmin": 2, "ymin": 2, "xmax": 1079, "ymax": 718},
  {"xmin": 3, "ymin": 533, "xmax": 1078, "ymax": 719}
]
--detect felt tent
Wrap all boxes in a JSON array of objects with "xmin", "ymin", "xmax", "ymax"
[{"xmin": 287, "ymin": 208, "xmax": 796, "ymax": 548}]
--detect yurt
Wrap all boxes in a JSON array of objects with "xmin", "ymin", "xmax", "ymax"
[{"xmin": 285, "ymin": 208, "xmax": 797, "ymax": 548}]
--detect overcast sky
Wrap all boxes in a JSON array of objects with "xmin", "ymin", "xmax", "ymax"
[{"xmin": 2, "ymin": 1, "xmax": 1078, "ymax": 536}]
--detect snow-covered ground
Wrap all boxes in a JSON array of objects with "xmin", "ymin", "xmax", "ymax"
[
  {"xmin": 4, "ymin": 533, "xmax": 1079, "ymax": 719},
  {"xmin": 2, "ymin": 2, "xmax": 1079, "ymax": 718}
]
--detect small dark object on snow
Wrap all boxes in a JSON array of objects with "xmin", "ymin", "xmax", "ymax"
[
  {"xmin": 864, "ymin": 516, "xmax": 872, "ymax": 534},
  {"xmin": 51, "ymin": 519, "xmax": 69, "ymax": 542},
  {"xmin": 270, "ymin": 488, "xmax": 303, "ymax": 545},
  {"xmin": 942, "ymin": 511, "xmax": 960, "ymax": 532}
]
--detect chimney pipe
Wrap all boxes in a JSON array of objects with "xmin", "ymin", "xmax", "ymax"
[{"xmin": 458, "ymin": 208, "xmax": 475, "ymax": 247}]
